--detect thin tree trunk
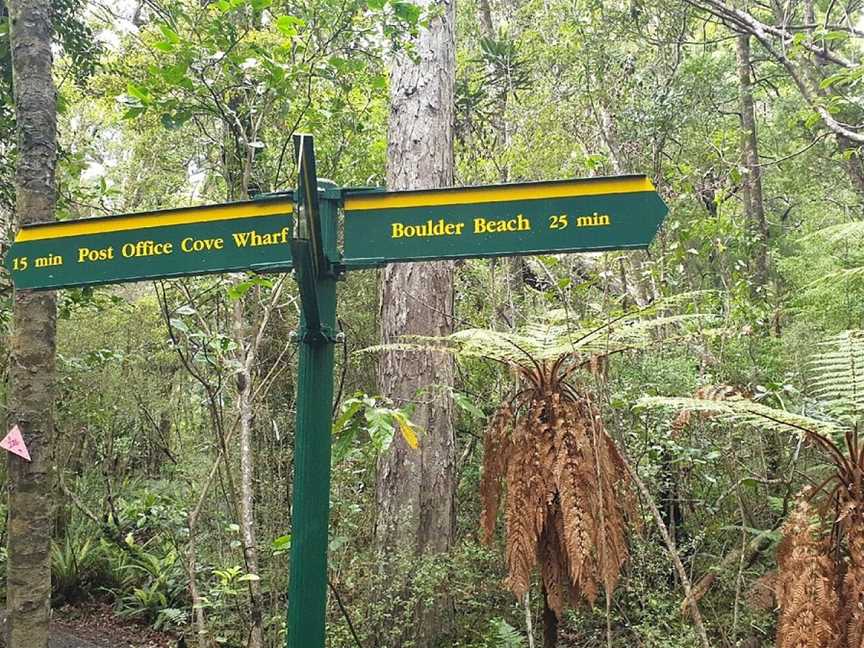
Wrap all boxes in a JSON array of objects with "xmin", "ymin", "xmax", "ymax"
[
  {"xmin": 477, "ymin": 0, "xmax": 522, "ymax": 328},
  {"xmin": 836, "ymin": 134, "xmax": 864, "ymax": 208},
  {"xmin": 375, "ymin": 0, "xmax": 457, "ymax": 644},
  {"xmin": 232, "ymin": 301, "xmax": 264, "ymax": 648},
  {"xmin": 594, "ymin": 99, "xmax": 660, "ymax": 307},
  {"xmin": 6, "ymin": 1, "xmax": 58, "ymax": 647},
  {"xmin": 622, "ymin": 455, "xmax": 712, "ymax": 648},
  {"xmin": 736, "ymin": 34, "xmax": 769, "ymax": 292},
  {"xmin": 803, "ymin": 0, "xmax": 815, "ymax": 24}
]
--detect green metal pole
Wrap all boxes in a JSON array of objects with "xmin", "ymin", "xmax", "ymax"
[{"xmin": 286, "ymin": 194, "xmax": 338, "ymax": 648}]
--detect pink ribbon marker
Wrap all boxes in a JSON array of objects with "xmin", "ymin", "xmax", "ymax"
[{"xmin": 1, "ymin": 425, "xmax": 31, "ymax": 461}]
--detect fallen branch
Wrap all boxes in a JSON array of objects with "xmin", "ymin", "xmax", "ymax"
[{"xmin": 679, "ymin": 528, "xmax": 775, "ymax": 616}]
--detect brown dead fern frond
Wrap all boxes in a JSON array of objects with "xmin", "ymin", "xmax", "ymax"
[
  {"xmin": 480, "ymin": 403, "xmax": 513, "ymax": 543},
  {"xmin": 840, "ymin": 523, "xmax": 864, "ymax": 648},
  {"xmin": 504, "ymin": 431, "xmax": 544, "ymax": 598},
  {"xmin": 776, "ymin": 499, "xmax": 840, "ymax": 648},
  {"xmin": 671, "ymin": 384, "xmax": 747, "ymax": 435},
  {"xmin": 482, "ymin": 355, "xmax": 636, "ymax": 619}
]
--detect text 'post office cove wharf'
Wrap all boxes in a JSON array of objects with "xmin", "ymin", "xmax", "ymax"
[{"xmin": 4, "ymin": 134, "xmax": 667, "ymax": 648}]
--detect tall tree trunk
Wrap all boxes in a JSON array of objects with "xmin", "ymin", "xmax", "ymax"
[
  {"xmin": 736, "ymin": 34, "xmax": 769, "ymax": 292},
  {"xmin": 6, "ymin": 1, "xmax": 58, "ymax": 647},
  {"xmin": 375, "ymin": 0, "xmax": 457, "ymax": 643}
]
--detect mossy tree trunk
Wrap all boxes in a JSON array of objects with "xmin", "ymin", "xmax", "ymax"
[
  {"xmin": 375, "ymin": 0, "xmax": 457, "ymax": 644},
  {"xmin": 6, "ymin": 1, "xmax": 58, "ymax": 647}
]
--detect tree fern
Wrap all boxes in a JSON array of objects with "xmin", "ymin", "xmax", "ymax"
[
  {"xmin": 640, "ymin": 329, "xmax": 864, "ymax": 648},
  {"xmin": 806, "ymin": 221, "xmax": 864, "ymax": 246}
]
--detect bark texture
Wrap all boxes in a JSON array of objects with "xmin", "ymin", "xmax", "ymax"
[
  {"xmin": 736, "ymin": 34, "xmax": 769, "ymax": 292},
  {"xmin": 375, "ymin": 0, "xmax": 457, "ymax": 643},
  {"xmin": 6, "ymin": 1, "xmax": 58, "ymax": 647}
]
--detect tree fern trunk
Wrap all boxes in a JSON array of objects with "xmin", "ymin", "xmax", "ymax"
[{"xmin": 541, "ymin": 589, "xmax": 558, "ymax": 648}]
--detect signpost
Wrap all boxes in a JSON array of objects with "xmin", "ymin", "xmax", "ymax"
[
  {"xmin": 343, "ymin": 175, "xmax": 666, "ymax": 266},
  {"xmin": 4, "ymin": 196, "xmax": 295, "ymax": 290},
  {"xmin": 285, "ymin": 135, "xmax": 337, "ymax": 648},
  {"xmin": 2, "ymin": 135, "xmax": 668, "ymax": 648}
]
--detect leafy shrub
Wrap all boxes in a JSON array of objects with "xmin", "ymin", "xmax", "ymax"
[{"xmin": 52, "ymin": 533, "xmax": 100, "ymax": 603}]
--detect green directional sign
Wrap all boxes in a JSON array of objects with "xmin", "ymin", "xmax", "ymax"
[
  {"xmin": 4, "ymin": 196, "xmax": 294, "ymax": 290},
  {"xmin": 342, "ymin": 175, "xmax": 667, "ymax": 267}
]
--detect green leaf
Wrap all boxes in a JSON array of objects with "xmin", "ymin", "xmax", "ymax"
[
  {"xmin": 329, "ymin": 56, "xmax": 348, "ymax": 72},
  {"xmin": 394, "ymin": 1, "xmax": 421, "ymax": 23},
  {"xmin": 271, "ymin": 534, "xmax": 292, "ymax": 551},
  {"xmin": 333, "ymin": 399, "xmax": 365, "ymax": 435},
  {"xmin": 331, "ymin": 430, "xmax": 357, "ymax": 465},
  {"xmin": 238, "ymin": 573, "xmax": 260, "ymax": 582},
  {"xmin": 226, "ymin": 276, "xmax": 272, "ymax": 301},
  {"xmin": 160, "ymin": 112, "xmax": 186, "ymax": 130},
  {"xmin": 251, "ymin": 0, "xmax": 273, "ymax": 8},
  {"xmin": 276, "ymin": 15, "xmax": 303, "ymax": 36},
  {"xmin": 158, "ymin": 24, "xmax": 181, "ymax": 43},
  {"xmin": 822, "ymin": 30, "xmax": 849, "ymax": 42},
  {"xmin": 162, "ymin": 61, "xmax": 189, "ymax": 85},
  {"xmin": 169, "ymin": 318, "xmax": 189, "ymax": 334},
  {"xmin": 453, "ymin": 392, "xmax": 484, "ymax": 419},
  {"xmin": 126, "ymin": 82, "xmax": 152, "ymax": 105}
]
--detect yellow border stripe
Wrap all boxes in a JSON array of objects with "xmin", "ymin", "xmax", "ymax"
[
  {"xmin": 16, "ymin": 200, "xmax": 294, "ymax": 242},
  {"xmin": 344, "ymin": 177, "xmax": 654, "ymax": 212}
]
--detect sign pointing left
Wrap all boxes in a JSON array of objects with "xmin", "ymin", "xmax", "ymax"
[
  {"xmin": 4, "ymin": 195, "xmax": 296, "ymax": 291},
  {"xmin": 1, "ymin": 426, "xmax": 31, "ymax": 462}
]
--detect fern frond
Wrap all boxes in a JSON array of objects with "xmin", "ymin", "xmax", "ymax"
[
  {"xmin": 636, "ymin": 396, "xmax": 842, "ymax": 442},
  {"xmin": 803, "ymin": 267, "xmax": 864, "ymax": 294},
  {"xmin": 806, "ymin": 221, "xmax": 864, "ymax": 245},
  {"xmin": 361, "ymin": 291, "xmax": 718, "ymax": 370},
  {"xmin": 809, "ymin": 330, "xmax": 864, "ymax": 416},
  {"xmin": 364, "ymin": 314, "xmax": 717, "ymax": 368}
]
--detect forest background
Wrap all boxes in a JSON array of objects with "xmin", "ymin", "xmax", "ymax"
[{"xmin": 2, "ymin": 0, "xmax": 864, "ymax": 646}]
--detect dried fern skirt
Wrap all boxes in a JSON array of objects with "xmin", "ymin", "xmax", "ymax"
[{"xmin": 481, "ymin": 384, "xmax": 636, "ymax": 617}]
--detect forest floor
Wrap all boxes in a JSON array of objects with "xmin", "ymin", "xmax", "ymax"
[{"xmin": 49, "ymin": 603, "xmax": 178, "ymax": 648}]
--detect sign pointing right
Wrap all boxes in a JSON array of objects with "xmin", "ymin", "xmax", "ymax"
[{"xmin": 341, "ymin": 175, "xmax": 667, "ymax": 267}]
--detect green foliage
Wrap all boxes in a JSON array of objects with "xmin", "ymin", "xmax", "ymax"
[
  {"xmin": 486, "ymin": 618, "xmax": 525, "ymax": 648},
  {"xmin": 332, "ymin": 392, "xmax": 420, "ymax": 463},
  {"xmin": 51, "ymin": 533, "xmax": 99, "ymax": 603},
  {"xmin": 369, "ymin": 294, "xmax": 718, "ymax": 372}
]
